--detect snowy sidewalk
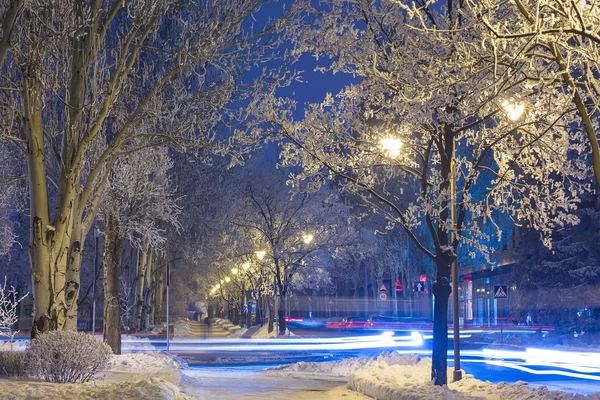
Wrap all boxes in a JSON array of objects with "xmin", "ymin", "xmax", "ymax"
[{"xmin": 180, "ymin": 367, "xmax": 368, "ymax": 400}]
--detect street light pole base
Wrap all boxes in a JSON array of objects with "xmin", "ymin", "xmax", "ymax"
[{"xmin": 453, "ymin": 370, "xmax": 463, "ymax": 381}]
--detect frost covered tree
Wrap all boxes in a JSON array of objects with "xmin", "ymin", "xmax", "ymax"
[
  {"xmin": 0, "ymin": 0, "xmax": 292, "ymax": 336},
  {"xmin": 460, "ymin": 0, "xmax": 600, "ymax": 186},
  {"xmin": 225, "ymin": 166, "xmax": 351, "ymax": 334},
  {"xmin": 259, "ymin": 0, "xmax": 591, "ymax": 384},
  {"xmin": 513, "ymin": 193, "xmax": 600, "ymax": 333},
  {"xmin": 99, "ymin": 146, "xmax": 180, "ymax": 353}
]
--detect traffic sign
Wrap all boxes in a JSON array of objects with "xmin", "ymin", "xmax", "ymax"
[
  {"xmin": 414, "ymin": 282, "xmax": 425, "ymax": 292},
  {"xmin": 395, "ymin": 279, "xmax": 402, "ymax": 292},
  {"xmin": 494, "ymin": 285, "xmax": 508, "ymax": 299},
  {"xmin": 379, "ymin": 292, "xmax": 388, "ymax": 301},
  {"xmin": 379, "ymin": 283, "xmax": 387, "ymax": 292}
]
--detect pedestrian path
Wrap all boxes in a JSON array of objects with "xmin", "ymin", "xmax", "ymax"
[
  {"xmin": 180, "ymin": 368, "xmax": 368, "ymax": 399},
  {"xmin": 175, "ymin": 319, "xmax": 244, "ymax": 338}
]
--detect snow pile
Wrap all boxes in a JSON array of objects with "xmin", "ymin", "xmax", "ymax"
[
  {"xmin": 252, "ymin": 324, "xmax": 277, "ymax": 338},
  {"xmin": 251, "ymin": 324, "xmax": 297, "ymax": 338},
  {"xmin": 121, "ymin": 336, "xmax": 158, "ymax": 351},
  {"xmin": 0, "ymin": 374, "xmax": 188, "ymax": 399},
  {"xmin": 107, "ymin": 351, "xmax": 185, "ymax": 373},
  {"xmin": 231, "ymin": 327, "xmax": 248, "ymax": 336},
  {"xmin": 348, "ymin": 356, "xmax": 600, "ymax": 400},
  {"xmin": 270, "ymin": 352, "xmax": 420, "ymax": 378},
  {"xmin": 0, "ymin": 340, "xmax": 27, "ymax": 351},
  {"xmin": 0, "ymin": 351, "xmax": 191, "ymax": 399}
]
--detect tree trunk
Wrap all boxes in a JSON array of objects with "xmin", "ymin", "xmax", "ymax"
[
  {"xmin": 143, "ymin": 251, "xmax": 154, "ymax": 328},
  {"xmin": 102, "ymin": 213, "xmax": 122, "ymax": 354},
  {"xmin": 153, "ymin": 265, "xmax": 165, "ymax": 325},
  {"xmin": 431, "ymin": 258, "xmax": 452, "ymax": 386},
  {"xmin": 64, "ymin": 221, "xmax": 83, "ymax": 331},
  {"xmin": 26, "ymin": 76, "xmax": 52, "ymax": 337},
  {"xmin": 26, "ymin": 76, "xmax": 80, "ymax": 336},
  {"xmin": 267, "ymin": 297, "xmax": 274, "ymax": 333},
  {"xmin": 135, "ymin": 238, "xmax": 149, "ymax": 332},
  {"xmin": 278, "ymin": 306, "xmax": 286, "ymax": 335}
]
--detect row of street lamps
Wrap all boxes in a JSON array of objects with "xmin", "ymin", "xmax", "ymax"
[{"xmin": 207, "ymin": 233, "xmax": 315, "ymax": 332}]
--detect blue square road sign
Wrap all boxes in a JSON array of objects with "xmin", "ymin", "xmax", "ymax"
[{"xmin": 494, "ymin": 285, "xmax": 508, "ymax": 299}]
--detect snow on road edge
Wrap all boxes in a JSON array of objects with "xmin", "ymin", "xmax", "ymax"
[{"xmin": 348, "ymin": 356, "xmax": 600, "ymax": 400}]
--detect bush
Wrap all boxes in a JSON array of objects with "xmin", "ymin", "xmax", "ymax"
[
  {"xmin": 26, "ymin": 330, "xmax": 112, "ymax": 383},
  {"xmin": 0, "ymin": 351, "xmax": 26, "ymax": 376}
]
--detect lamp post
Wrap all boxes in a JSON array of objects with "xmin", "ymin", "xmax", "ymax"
[{"xmin": 380, "ymin": 136, "xmax": 464, "ymax": 380}]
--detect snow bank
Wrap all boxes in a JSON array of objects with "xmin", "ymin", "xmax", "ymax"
[
  {"xmin": 0, "ymin": 351, "xmax": 191, "ymax": 399},
  {"xmin": 0, "ymin": 374, "xmax": 187, "ymax": 399},
  {"xmin": 348, "ymin": 356, "xmax": 600, "ymax": 400},
  {"xmin": 251, "ymin": 324, "xmax": 296, "ymax": 338},
  {"xmin": 270, "ymin": 352, "xmax": 420, "ymax": 378},
  {"xmin": 107, "ymin": 351, "xmax": 185, "ymax": 373},
  {"xmin": 0, "ymin": 340, "xmax": 27, "ymax": 351}
]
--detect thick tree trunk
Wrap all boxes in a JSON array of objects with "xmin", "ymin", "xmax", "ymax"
[
  {"xmin": 431, "ymin": 258, "xmax": 452, "ymax": 386},
  {"xmin": 26, "ymin": 75, "xmax": 80, "ymax": 336},
  {"xmin": 26, "ymin": 77, "xmax": 52, "ymax": 337},
  {"xmin": 102, "ymin": 213, "xmax": 122, "ymax": 354}
]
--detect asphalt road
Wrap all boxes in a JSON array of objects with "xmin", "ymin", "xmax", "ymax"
[{"xmin": 165, "ymin": 330, "xmax": 600, "ymax": 396}]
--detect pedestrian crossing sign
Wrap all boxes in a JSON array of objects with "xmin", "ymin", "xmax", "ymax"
[{"xmin": 494, "ymin": 285, "xmax": 508, "ymax": 299}]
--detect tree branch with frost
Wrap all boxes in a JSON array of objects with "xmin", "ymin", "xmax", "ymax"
[{"xmin": 0, "ymin": 277, "xmax": 28, "ymax": 347}]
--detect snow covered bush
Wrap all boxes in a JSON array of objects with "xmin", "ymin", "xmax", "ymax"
[
  {"xmin": 0, "ymin": 351, "xmax": 26, "ymax": 376},
  {"xmin": 26, "ymin": 331, "xmax": 112, "ymax": 383}
]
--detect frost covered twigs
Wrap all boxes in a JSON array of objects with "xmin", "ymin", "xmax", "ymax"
[{"xmin": 0, "ymin": 276, "xmax": 28, "ymax": 348}]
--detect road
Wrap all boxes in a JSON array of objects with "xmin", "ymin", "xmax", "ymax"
[{"xmin": 128, "ymin": 329, "xmax": 600, "ymax": 396}]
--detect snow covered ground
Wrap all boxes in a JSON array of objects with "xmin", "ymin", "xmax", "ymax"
[
  {"xmin": 275, "ymin": 352, "xmax": 600, "ymax": 400},
  {"xmin": 180, "ymin": 367, "xmax": 369, "ymax": 399},
  {"xmin": 250, "ymin": 324, "xmax": 296, "ymax": 338},
  {"xmin": 0, "ymin": 352, "xmax": 191, "ymax": 399}
]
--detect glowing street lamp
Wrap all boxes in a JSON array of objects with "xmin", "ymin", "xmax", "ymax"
[
  {"xmin": 501, "ymin": 99, "xmax": 525, "ymax": 121},
  {"xmin": 242, "ymin": 262, "xmax": 250, "ymax": 271},
  {"xmin": 231, "ymin": 268, "xmax": 238, "ymax": 275},
  {"xmin": 224, "ymin": 276, "xmax": 231, "ymax": 283},
  {"xmin": 220, "ymin": 279, "xmax": 224, "ymax": 284},
  {"xmin": 302, "ymin": 233, "xmax": 314, "ymax": 245},
  {"xmin": 379, "ymin": 138, "xmax": 402, "ymax": 158},
  {"xmin": 255, "ymin": 250, "xmax": 266, "ymax": 260}
]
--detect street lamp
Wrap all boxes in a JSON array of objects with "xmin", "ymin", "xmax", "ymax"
[
  {"xmin": 231, "ymin": 268, "xmax": 238, "ymax": 275},
  {"xmin": 379, "ymin": 138, "xmax": 402, "ymax": 158},
  {"xmin": 379, "ymin": 136, "xmax": 463, "ymax": 380},
  {"xmin": 242, "ymin": 262, "xmax": 250, "ymax": 271},
  {"xmin": 255, "ymin": 250, "xmax": 266, "ymax": 260},
  {"xmin": 302, "ymin": 233, "xmax": 314, "ymax": 245},
  {"xmin": 501, "ymin": 99, "xmax": 525, "ymax": 121},
  {"xmin": 224, "ymin": 276, "xmax": 231, "ymax": 283}
]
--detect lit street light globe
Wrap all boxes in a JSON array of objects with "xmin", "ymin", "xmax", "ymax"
[
  {"xmin": 231, "ymin": 268, "xmax": 238, "ymax": 275},
  {"xmin": 242, "ymin": 262, "xmax": 250, "ymax": 271},
  {"xmin": 302, "ymin": 233, "xmax": 314, "ymax": 244},
  {"xmin": 501, "ymin": 99, "xmax": 525, "ymax": 121},
  {"xmin": 379, "ymin": 138, "xmax": 402, "ymax": 158},
  {"xmin": 224, "ymin": 276, "xmax": 231, "ymax": 283},
  {"xmin": 255, "ymin": 250, "xmax": 266, "ymax": 260}
]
